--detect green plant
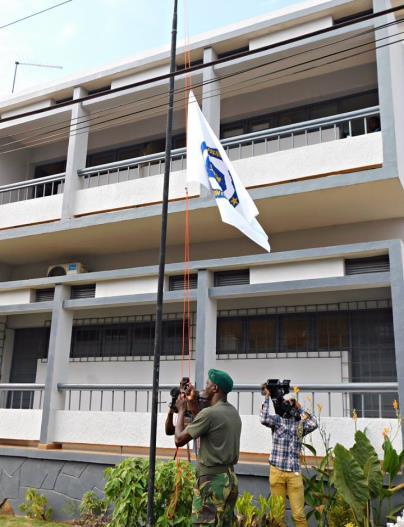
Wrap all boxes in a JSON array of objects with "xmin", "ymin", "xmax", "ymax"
[
  {"xmin": 327, "ymin": 496, "xmax": 355, "ymax": 527},
  {"xmin": 302, "ymin": 413, "xmax": 336, "ymax": 526},
  {"xmin": 79, "ymin": 491, "xmax": 108, "ymax": 518},
  {"xmin": 76, "ymin": 491, "xmax": 109, "ymax": 527},
  {"xmin": 18, "ymin": 488, "xmax": 53, "ymax": 521},
  {"xmin": 234, "ymin": 492, "xmax": 284, "ymax": 527},
  {"xmin": 104, "ymin": 457, "xmax": 195, "ymax": 527},
  {"xmin": 332, "ymin": 431, "xmax": 403, "ymax": 527}
]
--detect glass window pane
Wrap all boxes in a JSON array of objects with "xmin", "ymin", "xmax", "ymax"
[
  {"xmin": 217, "ymin": 318, "xmax": 244, "ymax": 354},
  {"xmin": 317, "ymin": 313, "xmax": 348, "ymax": 351},
  {"xmin": 221, "ymin": 126, "xmax": 244, "ymax": 139},
  {"xmin": 104, "ymin": 325, "xmax": 129, "ymax": 357},
  {"xmin": 71, "ymin": 327, "xmax": 101, "ymax": 358},
  {"xmin": 281, "ymin": 316, "xmax": 310, "ymax": 352},
  {"xmin": 247, "ymin": 317, "xmax": 276, "ymax": 353},
  {"xmin": 162, "ymin": 320, "xmax": 182, "ymax": 356},
  {"xmin": 132, "ymin": 322, "xmax": 154, "ymax": 357},
  {"xmin": 309, "ymin": 101, "xmax": 338, "ymax": 120}
]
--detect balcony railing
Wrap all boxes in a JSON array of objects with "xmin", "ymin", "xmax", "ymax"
[
  {"xmin": 0, "ymin": 383, "xmax": 44, "ymax": 409},
  {"xmin": 55, "ymin": 381, "xmax": 397, "ymax": 418},
  {"xmin": 0, "ymin": 173, "xmax": 65, "ymax": 205},
  {"xmin": 78, "ymin": 106, "xmax": 380, "ymax": 189}
]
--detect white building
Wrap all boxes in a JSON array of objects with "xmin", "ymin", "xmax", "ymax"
[{"xmin": 0, "ymin": 0, "xmax": 403, "ymax": 516}]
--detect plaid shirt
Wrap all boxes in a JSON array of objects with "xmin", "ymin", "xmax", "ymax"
[{"xmin": 260, "ymin": 398, "xmax": 318, "ymax": 473}]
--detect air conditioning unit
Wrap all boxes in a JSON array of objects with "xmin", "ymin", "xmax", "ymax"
[{"xmin": 47, "ymin": 262, "xmax": 87, "ymax": 277}]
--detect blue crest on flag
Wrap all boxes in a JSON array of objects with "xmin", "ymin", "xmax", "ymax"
[{"xmin": 201, "ymin": 141, "xmax": 239, "ymax": 208}]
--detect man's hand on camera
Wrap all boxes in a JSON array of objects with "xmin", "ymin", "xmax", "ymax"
[
  {"xmin": 175, "ymin": 393, "xmax": 187, "ymax": 413},
  {"xmin": 263, "ymin": 387, "xmax": 271, "ymax": 399}
]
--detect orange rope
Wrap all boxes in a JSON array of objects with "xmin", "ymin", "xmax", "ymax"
[
  {"xmin": 181, "ymin": 0, "xmax": 192, "ymax": 381},
  {"xmin": 168, "ymin": 4, "xmax": 193, "ymax": 521}
]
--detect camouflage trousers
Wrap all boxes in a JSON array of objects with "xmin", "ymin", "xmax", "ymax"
[{"xmin": 192, "ymin": 469, "xmax": 238, "ymax": 526}]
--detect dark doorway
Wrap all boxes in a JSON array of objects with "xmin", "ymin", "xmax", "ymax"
[
  {"xmin": 8, "ymin": 328, "xmax": 49, "ymax": 408},
  {"xmin": 33, "ymin": 160, "xmax": 66, "ymax": 197}
]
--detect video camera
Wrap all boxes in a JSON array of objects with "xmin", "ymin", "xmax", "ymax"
[
  {"xmin": 169, "ymin": 377, "xmax": 190, "ymax": 413},
  {"xmin": 169, "ymin": 377, "xmax": 208, "ymax": 415},
  {"xmin": 261, "ymin": 378, "xmax": 301, "ymax": 421}
]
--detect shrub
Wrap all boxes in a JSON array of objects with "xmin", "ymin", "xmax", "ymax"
[
  {"xmin": 19, "ymin": 488, "xmax": 52, "ymax": 521},
  {"xmin": 104, "ymin": 457, "xmax": 195, "ymax": 527},
  {"xmin": 76, "ymin": 491, "xmax": 109, "ymax": 527},
  {"xmin": 234, "ymin": 491, "xmax": 284, "ymax": 527}
]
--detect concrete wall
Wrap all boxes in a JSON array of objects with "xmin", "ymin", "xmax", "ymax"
[
  {"xmin": 95, "ymin": 277, "xmax": 159, "ymax": 297},
  {"xmin": 0, "ymin": 194, "xmax": 62, "ymax": 230},
  {"xmin": 0, "ymin": 410, "xmax": 42, "ymax": 440},
  {"xmin": 0, "ymin": 454, "xmax": 107, "ymax": 520},
  {"xmin": 73, "ymin": 132, "xmax": 382, "ymax": 217},
  {"xmin": 250, "ymin": 258, "xmax": 344, "ymax": 284},
  {"xmin": 74, "ymin": 172, "xmax": 199, "ymax": 216},
  {"xmin": 7, "ymin": 215, "xmax": 402, "ymax": 282},
  {"xmin": 0, "ymin": 150, "xmax": 29, "ymax": 186},
  {"xmin": 1, "ymin": 407, "xmax": 400, "ymax": 461},
  {"xmin": 0, "ymin": 290, "xmax": 33, "ymax": 306}
]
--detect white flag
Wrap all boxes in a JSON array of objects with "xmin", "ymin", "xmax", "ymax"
[{"xmin": 186, "ymin": 91, "xmax": 270, "ymax": 252}]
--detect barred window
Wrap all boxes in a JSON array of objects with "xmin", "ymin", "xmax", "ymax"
[{"xmin": 71, "ymin": 319, "xmax": 183, "ymax": 359}]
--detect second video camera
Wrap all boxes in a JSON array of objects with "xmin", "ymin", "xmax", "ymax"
[{"xmin": 262, "ymin": 378, "xmax": 301, "ymax": 421}]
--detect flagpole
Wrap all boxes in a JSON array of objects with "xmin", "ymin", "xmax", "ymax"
[{"xmin": 146, "ymin": 1, "xmax": 178, "ymax": 526}]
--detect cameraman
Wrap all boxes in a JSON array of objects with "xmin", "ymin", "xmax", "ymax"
[
  {"xmin": 175, "ymin": 369, "xmax": 241, "ymax": 527},
  {"xmin": 165, "ymin": 380, "xmax": 200, "ymax": 436},
  {"xmin": 260, "ymin": 387, "xmax": 318, "ymax": 527}
]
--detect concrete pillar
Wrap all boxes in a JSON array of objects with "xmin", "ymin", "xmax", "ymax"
[
  {"xmin": 388, "ymin": 241, "xmax": 404, "ymax": 447},
  {"xmin": 202, "ymin": 47, "xmax": 221, "ymax": 138},
  {"xmin": 195, "ymin": 270, "xmax": 217, "ymax": 390},
  {"xmin": 373, "ymin": 0, "xmax": 404, "ymax": 183},
  {"xmin": 61, "ymin": 86, "xmax": 89, "ymax": 220},
  {"xmin": 39, "ymin": 285, "xmax": 73, "ymax": 446}
]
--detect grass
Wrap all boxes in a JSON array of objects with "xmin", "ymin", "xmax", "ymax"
[{"xmin": 0, "ymin": 516, "xmax": 69, "ymax": 527}]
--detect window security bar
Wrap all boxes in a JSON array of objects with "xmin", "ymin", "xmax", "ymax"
[
  {"xmin": 0, "ymin": 173, "xmax": 65, "ymax": 205},
  {"xmin": 56, "ymin": 382, "xmax": 398, "ymax": 419},
  {"xmin": 78, "ymin": 106, "xmax": 380, "ymax": 189}
]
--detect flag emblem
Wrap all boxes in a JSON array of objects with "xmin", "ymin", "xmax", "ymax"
[{"xmin": 201, "ymin": 141, "xmax": 239, "ymax": 208}]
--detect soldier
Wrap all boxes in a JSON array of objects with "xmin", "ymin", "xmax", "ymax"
[{"xmin": 174, "ymin": 369, "xmax": 241, "ymax": 527}]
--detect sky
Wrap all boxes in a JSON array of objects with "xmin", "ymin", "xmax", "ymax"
[{"xmin": 0, "ymin": 0, "xmax": 309, "ymax": 100}]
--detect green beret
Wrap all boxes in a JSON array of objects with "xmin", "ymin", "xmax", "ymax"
[{"xmin": 208, "ymin": 369, "xmax": 234, "ymax": 394}]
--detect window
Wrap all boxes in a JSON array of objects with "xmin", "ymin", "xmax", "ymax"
[
  {"xmin": 317, "ymin": 313, "xmax": 348, "ymax": 351},
  {"xmin": 162, "ymin": 320, "xmax": 183, "ymax": 356},
  {"xmin": 71, "ymin": 326, "xmax": 102, "ymax": 358},
  {"xmin": 220, "ymin": 89, "xmax": 379, "ymax": 140},
  {"xmin": 104, "ymin": 325, "xmax": 130, "ymax": 357},
  {"xmin": 214, "ymin": 270, "xmax": 249, "ymax": 286},
  {"xmin": 281, "ymin": 316, "xmax": 310, "ymax": 353},
  {"xmin": 169, "ymin": 274, "xmax": 198, "ymax": 291},
  {"xmin": 217, "ymin": 318, "xmax": 244, "ymax": 354},
  {"xmin": 131, "ymin": 322, "xmax": 154, "ymax": 357},
  {"xmin": 247, "ymin": 317, "xmax": 276, "ymax": 354},
  {"xmin": 70, "ymin": 319, "xmax": 183, "ymax": 359}
]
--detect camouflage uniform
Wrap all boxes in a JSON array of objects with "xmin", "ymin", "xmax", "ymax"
[{"xmin": 192, "ymin": 469, "xmax": 238, "ymax": 526}]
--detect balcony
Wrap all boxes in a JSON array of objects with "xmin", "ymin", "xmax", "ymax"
[
  {"xmin": 0, "ymin": 106, "xmax": 382, "ymax": 231},
  {"xmin": 0, "ymin": 382, "xmax": 400, "ymax": 457},
  {"xmin": 75, "ymin": 106, "xmax": 382, "ymax": 216},
  {"xmin": 0, "ymin": 173, "xmax": 64, "ymax": 229}
]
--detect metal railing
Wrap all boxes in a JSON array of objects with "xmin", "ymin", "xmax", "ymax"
[
  {"xmin": 78, "ymin": 106, "xmax": 380, "ymax": 188},
  {"xmin": 0, "ymin": 383, "xmax": 45, "ymax": 409},
  {"xmin": 0, "ymin": 173, "xmax": 65, "ymax": 205},
  {"xmin": 57, "ymin": 381, "xmax": 397, "ymax": 418}
]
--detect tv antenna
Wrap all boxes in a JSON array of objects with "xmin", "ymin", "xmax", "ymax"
[{"xmin": 12, "ymin": 61, "xmax": 63, "ymax": 93}]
